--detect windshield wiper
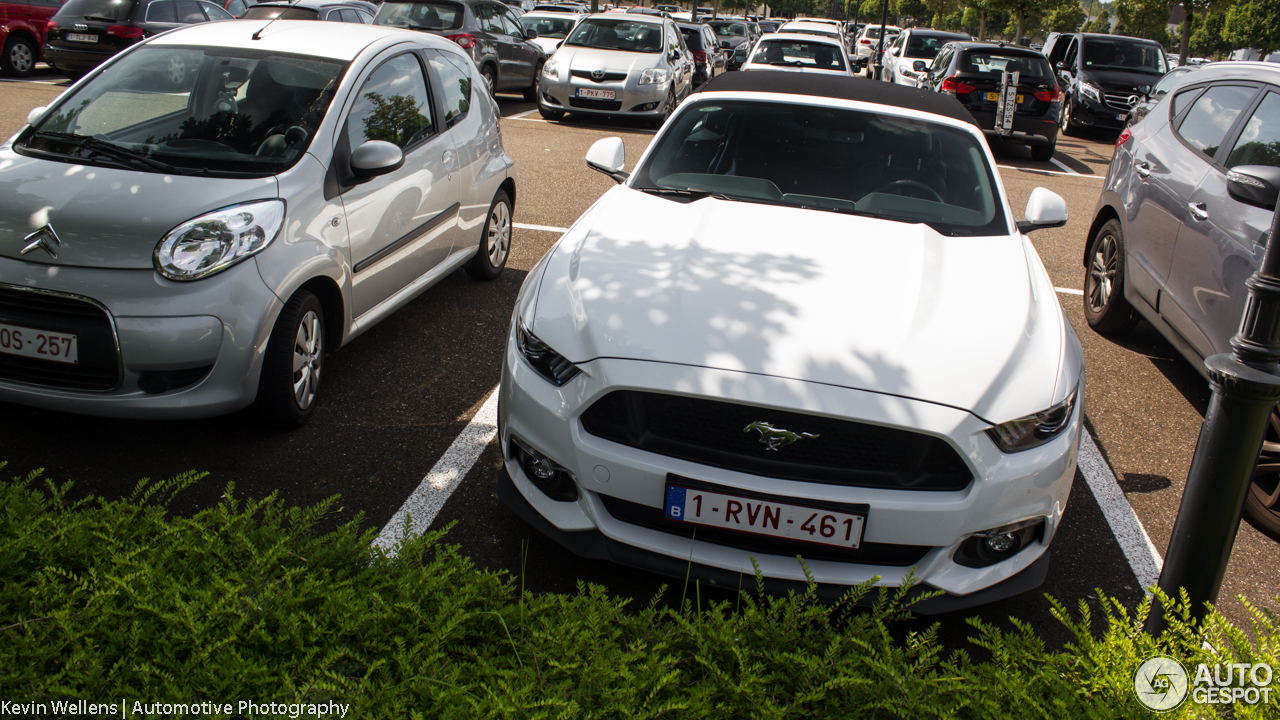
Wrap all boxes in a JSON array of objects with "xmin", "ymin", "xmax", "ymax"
[
  {"xmin": 639, "ymin": 187, "xmax": 734, "ymax": 202},
  {"xmin": 30, "ymin": 131, "xmax": 188, "ymax": 174}
]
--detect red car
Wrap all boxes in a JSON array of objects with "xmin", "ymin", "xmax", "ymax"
[{"xmin": 1, "ymin": 0, "xmax": 62, "ymax": 76}]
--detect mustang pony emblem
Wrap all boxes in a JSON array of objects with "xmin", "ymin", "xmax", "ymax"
[{"xmin": 744, "ymin": 421, "xmax": 818, "ymax": 451}]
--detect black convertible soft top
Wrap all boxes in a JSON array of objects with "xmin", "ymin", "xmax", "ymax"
[{"xmin": 696, "ymin": 72, "xmax": 980, "ymax": 129}]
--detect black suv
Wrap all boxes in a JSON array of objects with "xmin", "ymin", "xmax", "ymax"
[
  {"xmin": 375, "ymin": 0, "xmax": 544, "ymax": 100},
  {"xmin": 44, "ymin": 0, "xmax": 232, "ymax": 80},
  {"xmin": 1042, "ymin": 31, "xmax": 1168, "ymax": 136},
  {"xmin": 921, "ymin": 41, "xmax": 1062, "ymax": 161}
]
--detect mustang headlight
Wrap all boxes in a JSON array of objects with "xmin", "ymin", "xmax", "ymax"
[
  {"xmin": 155, "ymin": 200, "xmax": 284, "ymax": 281},
  {"xmin": 1078, "ymin": 80, "xmax": 1102, "ymax": 104},
  {"xmin": 543, "ymin": 58, "xmax": 560, "ymax": 78},
  {"xmin": 639, "ymin": 67, "xmax": 669, "ymax": 85},
  {"xmin": 516, "ymin": 318, "xmax": 580, "ymax": 386},
  {"xmin": 986, "ymin": 386, "xmax": 1078, "ymax": 453}
]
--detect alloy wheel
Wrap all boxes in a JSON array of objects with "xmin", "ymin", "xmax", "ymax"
[
  {"xmin": 487, "ymin": 200, "xmax": 511, "ymax": 267},
  {"xmin": 292, "ymin": 309, "xmax": 322, "ymax": 410},
  {"xmin": 1087, "ymin": 231, "xmax": 1119, "ymax": 314},
  {"xmin": 9, "ymin": 41, "xmax": 33, "ymax": 75},
  {"xmin": 168, "ymin": 55, "xmax": 186, "ymax": 85},
  {"xmin": 1250, "ymin": 406, "xmax": 1280, "ymax": 533}
]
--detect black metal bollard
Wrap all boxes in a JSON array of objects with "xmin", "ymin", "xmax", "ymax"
[{"xmin": 1147, "ymin": 165, "xmax": 1280, "ymax": 637}]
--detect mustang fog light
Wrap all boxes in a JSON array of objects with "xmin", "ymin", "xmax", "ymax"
[
  {"xmin": 155, "ymin": 200, "xmax": 285, "ymax": 281},
  {"xmin": 509, "ymin": 436, "xmax": 578, "ymax": 502},
  {"xmin": 953, "ymin": 517, "xmax": 1045, "ymax": 568}
]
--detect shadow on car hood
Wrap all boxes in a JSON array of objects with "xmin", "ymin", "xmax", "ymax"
[
  {"xmin": 531, "ymin": 186, "xmax": 1070, "ymax": 422},
  {"xmin": 0, "ymin": 148, "xmax": 280, "ymax": 270}
]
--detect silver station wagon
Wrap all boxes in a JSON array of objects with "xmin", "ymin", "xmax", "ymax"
[{"xmin": 0, "ymin": 21, "xmax": 516, "ymax": 425}]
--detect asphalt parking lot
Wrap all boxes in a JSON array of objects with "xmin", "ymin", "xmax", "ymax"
[{"xmin": 1, "ymin": 66, "xmax": 1276, "ymax": 649}]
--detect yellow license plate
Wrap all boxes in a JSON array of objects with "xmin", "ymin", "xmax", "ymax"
[{"xmin": 987, "ymin": 91, "xmax": 1024, "ymax": 103}]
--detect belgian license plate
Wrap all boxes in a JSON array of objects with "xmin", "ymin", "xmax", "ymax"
[
  {"xmin": 1117, "ymin": 113, "xmax": 1128, "ymax": 121},
  {"xmin": 576, "ymin": 88, "xmax": 615, "ymax": 100},
  {"xmin": 66, "ymin": 32, "xmax": 97, "ymax": 43},
  {"xmin": 987, "ymin": 91, "xmax": 1023, "ymax": 103},
  {"xmin": 0, "ymin": 322, "xmax": 77, "ymax": 364},
  {"xmin": 664, "ymin": 482, "xmax": 866, "ymax": 549}
]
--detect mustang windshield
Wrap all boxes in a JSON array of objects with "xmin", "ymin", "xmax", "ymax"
[
  {"xmin": 631, "ymin": 100, "xmax": 1007, "ymax": 237},
  {"xmin": 566, "ymin": 18, "xmax": 663, "ymax": 52},
  {"xmin": 18, "ymin": 45, "xmax": 347, "ymax": 177}
]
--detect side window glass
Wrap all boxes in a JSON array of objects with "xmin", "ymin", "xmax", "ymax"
[
  {"xmin": 227, "ymin": 0, "xmax": 245, "ymax": 15},
  {"xmin": 428, "ymin": 51, "xmax": 473, "ymax": 128},
  {"xmin": 203, "ymin": 2, "xmax": 232, "ymax": 19},
  {"xmin": 347, "ymin": 53, "xmax": 436, "ymax": 150},
  {"xmin": 176, "ymin": 0, "xmax": 206, "ymax": 21},
  {"xmin": 1063, "ymin": 40, "xmax": 1077, "ymax": 67},
  {"xmin": 1175, "ymin": 85, "xmax": 1256, "ymax": 160},
  {"xmin": 147, "ymin": 1, "xmax": 178, "ymax": 22},
  {"xmin": 499, "ymin": 11, "xmax": 521, "ymax": 36},
  {"xmin": 1172, "ymin": 87, "xmax": 1202, "ymax": 118},
  {"xmin": 1227, "ymin": 92, "xmax": 1280, "ymax": 169},
  {"xmin": 479, "ymin": 4, "xmax": 504, "ymax": 33}
]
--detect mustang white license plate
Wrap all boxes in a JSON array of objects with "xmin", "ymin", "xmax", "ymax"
[
  {"xmin": 66, "ymin": 33, "xmax": 97, "ymax": 43},
  {"xmin": 664, "ymin": 483, "xmax": 866, "ymax": 549},
  {"xmin": 0, "ymin": 322, "xmax": 78, "ymax": 364},
  {"xmin": 576, "ymin": 88, "xmax": 615, "ymax": 100}
]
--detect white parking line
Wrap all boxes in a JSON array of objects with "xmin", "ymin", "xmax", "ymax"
[
  {"xmin": 1078, "ymin": 431, "xmax": 1164, "ymax": 591},
  {"xmin": 507, "ymin": 109, "xmax": 539, "ymax": 119},
  {"xmin": 998, "ymin": 164, "xmax": 1103, "ymax": 179},
  {"xmin": 372, "ymin": 384, "xmax": 500, "ymax": 555},
  {"xmin": 1049, "ymin": 157, "xmax": 1079, "ymax": 175},
  {"xmin": 1055, "ymin": 287, "xmax": 1084, "ymax": 296},
  {"xmin": 515, "ymin": 222, "xmax": 569, "ymax": 233},
  {"xmin": 507, "ymin": 116, "xmax": 549, "ymax": 123}
]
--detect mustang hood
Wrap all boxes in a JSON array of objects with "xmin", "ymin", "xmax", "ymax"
[
  {"xmin": 531, "ymin": 187, "xmax": 1073, "ymax": 423},
  {"xmin": 0, "ymin": 148, "xmax": 279, "ymax": 269}
]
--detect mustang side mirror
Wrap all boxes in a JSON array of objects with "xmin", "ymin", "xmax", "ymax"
[
  {"xmin": 1227, "ymin": 165, "xmax": 1280, "ymax": 211},
  {"xmin": 586, "ymin": 137, "xmax": 628, "ymax": 183},
  {"xmin": 350, "ymin": 140, "xmax": 404, "ymax": 182},
  {"xmin": 1017, "ymin": 187, "xmax": 1068, "ymax": 233},
  {"xmin": 26, "ymin": 106, "xmax": 47, "ymax": 126}
]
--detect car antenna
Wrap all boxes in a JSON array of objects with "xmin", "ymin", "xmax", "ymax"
[{"xmin": 251, "ymin": 0, "xmax": 304, "ymax": 40}]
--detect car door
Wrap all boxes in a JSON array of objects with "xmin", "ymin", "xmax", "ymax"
[
  {"xmin": 1123, "ymin": 84, "xmax": 1255, "ymax": 313},
  {"xmin": 666, "ymin": 20, "xmax": 690, "ymax": 97},
  {"xmin": 1164, "ymin": 87, "xmax": 1277, "ymax": 358},
  {"xmin": 339, "ymin": 50, "xmax": 461, "ymax": 319},
  {"xmin": 475, "ymin": 2, "xmax": 518, "ymax": 90},
  {"xmin": 496, "ymin": 7, "xmax": 536, "ymax": 85}
]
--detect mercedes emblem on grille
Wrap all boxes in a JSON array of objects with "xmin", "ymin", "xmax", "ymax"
[
  {"xmin": 744, "ymin": 421, "xmax": 818, "ymax": 451},
  {"xmin": 1128, "ymin": 95, "xmax": 1140, "ymax": 107},
  {"xmin": 21, "ymin": 224, "xmax": 62, "ymax": 260},
  {"xmin": 592, "ymin": 69, "xmax": 606, "ymax": 80}
]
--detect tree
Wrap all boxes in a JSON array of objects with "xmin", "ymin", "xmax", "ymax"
[
  {"xmin": 1045, "ymin": 2, "xmax": 1088, "ymax": 32},
  {"xmin": 362, "ymin": 92, "xmax": 431, "ymax": 147},
  {"xmin": 1191, "ymin": 11, "xmax": 1231, "ymax": 57},
  {"xmin": 992, "ymin": 0, "xmax": 1075, "ymax": 43},
  {"xmin": 1224, "ymin": 0, "xmax": 1280, "ymax": 56},
  {"xmin": 1112, "ymin": 0, "xmax": 1172, "ymax": 44},
  {"xmin": 1084, "ymin": 7, "xmax": 1111, "ymax": 31}
]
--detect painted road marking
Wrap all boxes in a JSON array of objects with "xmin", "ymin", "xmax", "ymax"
[
  {"xmin": 1079, "ymin": 431, "xmax": 1164, "ymax": 591},
  {"xmin": 999, "ymin": 164, "xmax": 1103, "ymax": 179},
  {"xmin": 515, "ymin": 222, "xmax": 570, "ymax": 233},
  {"xmin": 1055, "ymin": 287, "xmax": 1084, "ymax": 296},
  {"xmin": 1049, "ymin": 157, "xmax": 1079, "ymax": 175},
  {"xmin": 373, "ymin": 384, "xmax": 500, "ymax": 555}
]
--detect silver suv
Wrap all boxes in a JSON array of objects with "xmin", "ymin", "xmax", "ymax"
[{"xmin": 1085, "ymin": 61, "xmax": 1280, "ymax": 538}]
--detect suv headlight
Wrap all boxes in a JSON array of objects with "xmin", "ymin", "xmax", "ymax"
[
  {"xmin": 639, "ymin": 67, "xmax": 669, "ymax": 85},
  {"xmin": 154, "ymin": 200, "xmax": 284, "ymax": 281},
  {"xmin": 516, "ymin": 318, "xmax": 580, "ymax": 386},
  {"xmin": 986, "ymin": 386, "xmax": 1078, "ymax": 453},
  {"xmin": 1078, "ymin": 80, "xmax": 1102, "ymax": 104},
  {"xmin": 543, "ymin": 58, "xmax": 560, "ymax": 78}
]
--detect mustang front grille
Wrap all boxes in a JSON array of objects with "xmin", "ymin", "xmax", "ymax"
[{"xmin": 580, "ymin": 391, "xmax": 973, "ymax": 491}]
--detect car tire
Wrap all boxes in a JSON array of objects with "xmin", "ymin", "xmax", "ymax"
[
  {"xmin": 1060, "ymin": 97, "xmax": 1082, "ymax": 137},
  {"xmin": 464, "ymin": 189, "xmax": 512, "ymax": 281},
  {"xmin": 1245, "ymin": 405, "xmax": 1280, "ymax": 541},
  {"xmin": 648, "ymin": 87, "xmax": 675, "ymax": 129},
  {"xmin": 481, "ymin": 63, "xmax": 498, "ymax": 98},
  {"xmin": 1030, "ymin": 141, "xmax": 1056, "ymax": 162},
  {"xmin": 255, "ymin": 289, "xmax": 325, "ymax": 428},
  {"xmin": 64, "ymin": 68, "xmax": 88, "ymax": 82},
  {"xmin": 1, "ymin": 35, "xmax": 37, "ymax": 78},
  {"xmin": 523, "ymin": 63, "xmax": 542, "ymax": 102},
  {"xmin": 1083, "ymin": 219, "xmax": 1139, "ymax": 334}
]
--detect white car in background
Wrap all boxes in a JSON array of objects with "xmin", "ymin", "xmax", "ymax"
[
  {"xmin": 499, "ymin": 72, "xmax": 1082, "ymax": 612},
  {"xmin": 879, "ymin": 28, "xmax": 967, "ymax": 86},
  {"xmin": 519, "ymin": 9, "xmax": 583, "ymax": 56},
  {"xmin": 741, "ymin": 33, "xmax": 852, "ymax": 76},
  {"xmin": 853, "ymin": 23, "xmax": 900, "ymax": 73}
]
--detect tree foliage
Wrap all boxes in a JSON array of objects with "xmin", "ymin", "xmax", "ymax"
[
  {"xmin": 1224, "ymin": 0, "xmax": 1280, "ymax": 56},
  {"xmin": 1112, "ymin": 0, "xmax": 1173, "ymax": 45},
  {"xmin": 1191, "ymin": 11, "xmax": 1232, "ymax": 57},
  {"xmin": 1083, "ymin": 8, "xmax": 1111, "ymax": 31},
  {"xmin": 1046, "ymin": 2, "xmax": 1088, "ymax": 32}
]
